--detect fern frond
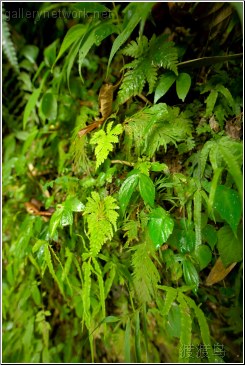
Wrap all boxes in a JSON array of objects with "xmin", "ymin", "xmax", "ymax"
[
  {"xmin": 82, "ymin": 261, "xmax": 92, "ymax": 329},
  {"xmin": 123, "ymin": 219, "xmax": 140, "ymax": 245},
  {"xmin": 117, "ymin": 35, "xmax": 178, "ymax": 104},
  {"xmin": 184, "ymin": 295, "xmax": 215, "ymax": 362},
  {"xmin": 84, "ymin": 192, "xmax": 119, "ymax": 256},
  {"xmin": 122, "ymin": 35, "xmax": 149, "ymax": 58},
  {"xmin": 90, "ymin": 122, "xmax": 123, "ymax": 169},
  {"xmin": 177, "ymin": 292, "xmax": 192, "ymax": 363},
  {"xmin": 44, "ymin": 243, "xmax": 64, "ymax": 297},
  {"xmin": 2, "ymin": 8, "xmax": 19, "ymax": 73},
  {"xmin": 132, "ymin": 243, "xmax": 160, "ymax": 303},
  {"xmin": 161, "ymin": 287, "xmax": 178, "ymax": 316},
  {"xmin": 92, "ymin": 257, "xmax": 106, "ymax": 320},
  {"xmin": 124, "ymin": 104, "xmax": 192, "ymax": 158}
]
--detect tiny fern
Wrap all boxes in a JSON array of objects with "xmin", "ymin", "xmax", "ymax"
[
  {"xmin": 117, "ymin": 35, "xmax": 178, "ymax": 104},
  {"xmin": 132, "ymin": 243, "xmax": 160, "ymax": 303},
  {"xmin": 84, "ymin": 192, "xmax": 119, "ymax": 256},
  {"xmin": 90, "ymin": 122, "xmax": 123, "ymax": 169},
  {"xmin": 160, "ymin": 287, "xmax": 178, "ymax": 316},
  {"xmin": 2, "ymin": 6, "xmax": 19, "ymax": 73}
]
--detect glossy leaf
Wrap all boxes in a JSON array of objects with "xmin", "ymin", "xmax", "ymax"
[
  {"xmin": 60, "ymin": 209, "xmax": 73, "ymax": 226},
  {"xmin": 176, "ymin": 72, "xmax": 191, "ymax": 102},
  {"xmin": 182, "ymin": 259, "xmax": 199, "ymax": 293},
  {"xmin": 49, "ymin": 207, "xmax": 63, "ymax": 238},
  {"xmin": 154, "ymin": 72, "xmax": 176, "ymax": 103},
  {"xmin": 64, "ymin": 196, "xmax": 85, "ymax": 212},
  {"xmin": 213, "ymin": 185, "xmax": 242, "ymax": 235},
  {"xmin": 118, "ymin": 173, "xmax": 139, "ymax": 215},
  {"xmin": 148, "ymin": 207, "xmax": 174, "ymax": 249},
  {"xmin": 138, "ymin": 173, "xmax": 155, "ymax": 208}
]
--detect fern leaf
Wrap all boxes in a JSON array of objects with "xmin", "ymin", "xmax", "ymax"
[
  {"xmin": 84, "ymin": 192, "xmax": 119, "ymax": 256},
  {"xmin": 184, "ymin": 295, "xmax": 215, "ymax": 362},
  {"xmin": 123, "ymin": 219, "xmax": 140, "ymax": 245},
  {"xmin": 90, "ymin": 122, "xmax": 123, "ymax": 169},
  {"xmin": 117, "ymin": 64, "xmax": 146, "ymax": 104},
  {"xmin": 151, "ymin": 35, "xmax": 178, "ymax": 74},
  {"xmin": 2, "ymin": 8, "xmax": 19, "ymax": 73},
  {"xmin": 92, "ymin": 257, "xmax": 106, "ymax": 320},
  {"xmin": 161, "ymin": 287, "xmax": 178, "ymax": 316},
  {"xmin": 132, "ymin": 243, "xmax": 160, "ymax": 303},
  {"xmin": 82, "ymin": 260, "xmax": 92, "ymax": 328},
  {"xmin": 177, "ymin": 292, "xmax": 192, "ymax": 363},
  {"xmin": 44, "ymin": 244, "xmax": 64, "ymax": 297},
  {"xmin": 122, "ymin": 35, "xmax": 149, "ymax": 58}
]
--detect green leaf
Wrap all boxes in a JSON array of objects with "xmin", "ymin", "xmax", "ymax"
[
  {"xmin": 138, "ymin": 173, "xmax": 155, "ymax": 208},
  {"xmin": 217, "ymin": 224, "xmax": 242, "ymax": 266},
  {"xmin": 202, "ymin": 224, "xmax": 217, "ymax": 250},
  {"xmin": 178, "ymin": 293, "xmax": 192, "ymax": 363},
  {"xmin": 124, "ymin": 318, "xmax": 131, "ymax": 363},
  {"xmin": 54, "ymin": 24, "xmax": 87, "ymax": 66},
  {"xmin": 107, "ymin": 2, "xmax": 153, "ymax": 71},
  {"xmin": 166, "ymin": 304, "xmax": 181, "ymax": 338},
  {"xmin": 20, "ymin": 45, "xmax": 39, "ymax": 64},
  {"xmin": 44, "ymin": 40, "xmax": 58, "ymax": 67},
  {"xmin": 148, "ymin": 207, "xmax": 174, "ymax": 249},
  {"xmin": 64, "ymin": 196, "xmax": 85, "ymax": 212},
  {"xmin": 49, "ymin": 207, "xmax": 63, "ymax": 238},
  {"xmin": 90, "ymin": 122, "xmax": 123, "ymax": 169},
  {"xmin": 41, "ymin": 92, "xmax": 57, "ymax": 120},
  {"xmin": 102, "ymin": 316, "xmax": 120, "ymax": 324},
  {"xmin": 60, "ymin": 209, "xmax": 73, "ymax": 226},
  {"xmin": 23, "ymin": 88, "xmax": 42, "ymax": 128},
  {"xmin": 154, "ymin": 72, "xmax": 177, "ymax": 103},
  {"xmin": 182, "ymin": 259, "xmax": 199, "ymax": 293},
  {"xmin": 195, "ymin": 245, "xmax": 212, "ymax": 270},
  {"xmin": 161, "ymin": 287, "xmax": 177, "ymax": 316},
  {"xmin": 205, "ymin": 89, "xmax": 218, "ymax": 117},
  {"xmin": 176, "ymin": 73, "xmax": 191, "ymax": 102},
  {"xmin": 135, "ymin": 311, "xmax": 141, "ymax": 363},
  {"xmin": 194, "ymin": 190, "xmax": 202, "ymax": 248},
  {"xmin": 118, "ymin": 173, "xmax": 139, "ymax": 216},
  {"xmin": 213, "ymin": 185, "xmax": 242, "ymax": 235}
]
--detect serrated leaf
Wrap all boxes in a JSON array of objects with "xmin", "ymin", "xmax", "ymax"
[
  {"xmin": 90, "ymin": 122, "xmax": 123, "ymax": 169},
  {"xmin": 195, "ymin": 245, "xmax": 212, "ymax": 270},
  {"xmin": 176, "ymin": 73, "xmax": 191, "ymax": 102},
  {"xmin": 148, "ymin": 207, "xmax": 174, "ymax": 249},
  {"xmin": 118, "ymin": 173, "xmax": 139, "ymax": 216},
  {"xmin": 217, "ymin": 224, "xmax": 242, "ymax": 266},
  {"xmin": 138, "ymin": 173, "xmax": 155, "ymax": 208},
  {"xmin": 213, "ymin": 185, "xmax": 242, "ymax": 235},
  {"xmin": 154, "ymin": 72, "xmax": 177, "ymax": 103}
]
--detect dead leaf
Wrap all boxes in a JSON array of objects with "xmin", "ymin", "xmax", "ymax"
[{"xmin": 206, "ymin": 257, "xmax": 237, "ymax": 286}]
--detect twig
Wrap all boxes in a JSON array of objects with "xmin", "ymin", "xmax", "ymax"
[{"xmin": 111, "ymin": 160, "xmax": 134, "ymax": 167}]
